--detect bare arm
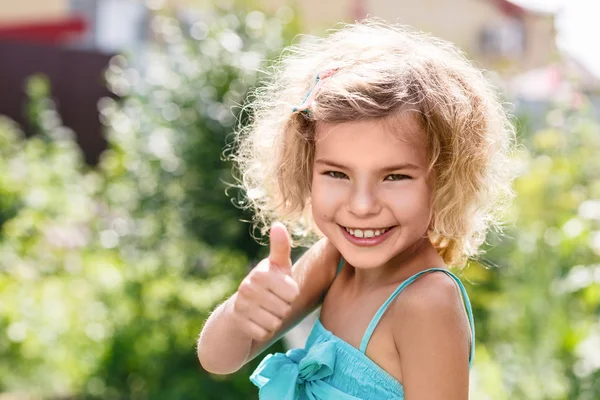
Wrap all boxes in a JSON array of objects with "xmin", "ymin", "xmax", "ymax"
[
  {"xmin": 392, "ymin": 272, "xmax": 472, "ymax": 400},
  {"xmin": 197, "ymin": 227, "xmax": 340, "ymax": 375}
]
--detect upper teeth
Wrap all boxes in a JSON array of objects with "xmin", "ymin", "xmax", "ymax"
[{"xmin": 345, "ymin": 227, "xmax": 390, "ymax": 238}]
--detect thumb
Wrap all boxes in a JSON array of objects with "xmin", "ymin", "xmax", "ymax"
[{"xmin": 268, "ymin": 222, "xmax": 292, "ymax": 274}]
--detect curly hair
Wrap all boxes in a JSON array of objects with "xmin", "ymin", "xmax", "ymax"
[{"xmin": 231, "ymin": 18, "xmax": 516, "ymax": 267}]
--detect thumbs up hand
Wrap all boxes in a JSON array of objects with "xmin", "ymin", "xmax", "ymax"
[
  {"xmin": 232, "ymin": 222, "xmax": 301, "ymax": 342},
  {"xmin": 267, "ymin": 221, "xmax": 293, "ymax": 275}
]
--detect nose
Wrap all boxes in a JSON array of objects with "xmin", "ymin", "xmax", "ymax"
[{"xmin": 347, "ymin": 183, "xmax": 382, "ymax": 217}]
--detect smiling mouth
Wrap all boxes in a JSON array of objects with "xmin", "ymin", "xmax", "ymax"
[{"xmin": 340, "ymin": 225, "xmax": 395, "ymax": 238}]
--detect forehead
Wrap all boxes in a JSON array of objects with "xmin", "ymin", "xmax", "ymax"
[{"xmin": 314, "ymin": 113, "xmax": 428, "ymax": 166}]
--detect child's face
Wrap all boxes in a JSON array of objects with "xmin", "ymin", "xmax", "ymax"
[{"xmin": 311, "ymin": 115, "xmax": 434, "ymax": 270}]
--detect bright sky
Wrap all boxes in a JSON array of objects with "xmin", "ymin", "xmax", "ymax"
[{"xmin": 509, "ymin": 0, "xmax": 600, "ymax": 76}]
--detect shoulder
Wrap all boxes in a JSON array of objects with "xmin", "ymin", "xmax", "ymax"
[
  {"xmin": 390, "ymin": 270, "xmax": 471, "ymax": 399},
  {"xmin": 391, "ymin": 271, "xmax": 470, "ymax": 341},
  {"xmin": 393, "ymin": 270, "xmax": 466, "ymax": 315}
]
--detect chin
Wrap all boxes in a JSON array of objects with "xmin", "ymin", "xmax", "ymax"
[
  {"xmin": 339, "ymin": 252, "xmax": 390, "ymax": 269},
  {"xmin": 333, "ymin": 235, "xmax": 401, "ymax": 269}
]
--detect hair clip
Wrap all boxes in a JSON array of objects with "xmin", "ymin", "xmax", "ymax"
[{"xmin": 292, "ymin": 67, "xmax": 339, "ymax": 115}]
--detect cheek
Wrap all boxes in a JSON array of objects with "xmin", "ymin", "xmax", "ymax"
[
  {"xmin": 383, "ymin": 182, "xmax": 432, "ymax": 219},
  {"xmin": 310, "ymin": 176, "xmax": 347, "ymax": 220}
]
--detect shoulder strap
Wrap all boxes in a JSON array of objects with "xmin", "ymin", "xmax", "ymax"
[
  {"xmin": 359, "ymin": 268, "xmax": 475, "ymax": 368},
  {"xmin": 336, "ymin": 258, "xmax": 344, "ymax": 276}
]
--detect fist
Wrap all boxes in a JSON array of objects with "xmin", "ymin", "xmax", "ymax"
[{"xmin": 232, "ymin": 222, "xmax": 301, "ymax": 341}]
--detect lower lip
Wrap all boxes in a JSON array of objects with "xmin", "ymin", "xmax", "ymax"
[{"xmin": 340, "ymin": 225, "xmax": 396, "ymax": 247}]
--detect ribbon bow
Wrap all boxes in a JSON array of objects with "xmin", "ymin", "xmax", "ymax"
[
  {"xmin": 292, "ymin": 67, "xmax": 340, "ymax": 115},
  {"xmin": 250, "ymin": 341, "xmax": 360, "ymax": 400}
]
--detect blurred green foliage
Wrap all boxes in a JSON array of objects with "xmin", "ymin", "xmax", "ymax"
[
  {"xmin": 0, "ymin": 2, "xmax": 599, "ymax": 399},
  {"xmin": 0, "ymin": 2, "xmax": 298, "ymax": 399},
  {"xmin": 466, "ymin": 100, "xmax": 600, "ymax": 399}
]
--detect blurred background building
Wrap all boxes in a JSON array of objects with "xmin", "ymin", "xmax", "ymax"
[
  {"xmin": 0, "ymin": 0, "xmax": 598, "ymax": 164},
  {"xmin": 0, "ymin": 0, "xmax": 68, "ymax": 23},
  {"xmin": 0, "ymin": 0, "xmax": 149, "ymax": 164},
  {"xmin": 0, "ymin": 0, "xmax": 559, "ymax": 71},
  {"xmin": 268, "ymin": 0, "xmax": 557, "ymax": 76}
]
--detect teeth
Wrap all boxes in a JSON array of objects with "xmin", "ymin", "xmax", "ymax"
[{"xmin": 345, "ymin": 227, "xmax": 390, "ymax": 238}]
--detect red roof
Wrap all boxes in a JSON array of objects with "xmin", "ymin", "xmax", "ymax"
[
  {"xmin": 494, "ymin": 0, "xmax": 527, "ymax": 17},
  {"xmin": 0, "ymin": 15, "xmax": 87, "ymax": 44}
]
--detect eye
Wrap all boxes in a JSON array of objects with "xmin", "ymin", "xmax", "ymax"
[
  {"xmin": 384, "ymin": 174, "xmax": 411, "ymax": 181},
  {"xmin": 324, "ymin": 171, "xmax": 348, "ymax": 179}
]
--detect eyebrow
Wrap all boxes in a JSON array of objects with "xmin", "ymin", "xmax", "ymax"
[{"xmin": 314, "ymin": 159, "xmax": 421, "ymax": 172}]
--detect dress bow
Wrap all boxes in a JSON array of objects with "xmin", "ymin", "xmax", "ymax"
[{"xmin": 250, "ymin": 341, "xmax": 360, "ymax": 400}]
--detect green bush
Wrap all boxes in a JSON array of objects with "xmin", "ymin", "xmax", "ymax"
[
  {"xmin": 0, "ymin": 3, "xmax": 299, "ymax": 399},
  {"xmin": 468, "ymin": 99, "xmax": 600, "ymax": 399}
]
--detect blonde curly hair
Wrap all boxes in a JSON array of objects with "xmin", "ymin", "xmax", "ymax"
[{"xmin": 231, "ymin": 18, "xmax": 516, "ymax": 267}]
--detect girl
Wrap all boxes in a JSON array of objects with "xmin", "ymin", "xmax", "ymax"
[{"xmin": 198, "ymin": 18, "xmax": 515, "ymax": 399}]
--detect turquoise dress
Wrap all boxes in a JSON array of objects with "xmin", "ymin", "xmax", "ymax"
[{"xmin": 250, "ymin": 261, "xmax": 476, "ymax": 400}]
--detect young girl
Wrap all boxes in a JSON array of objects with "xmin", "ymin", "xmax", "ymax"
[{"xmin": 198, "ymin": 18, "xmax": 515, "ymax": 399}]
